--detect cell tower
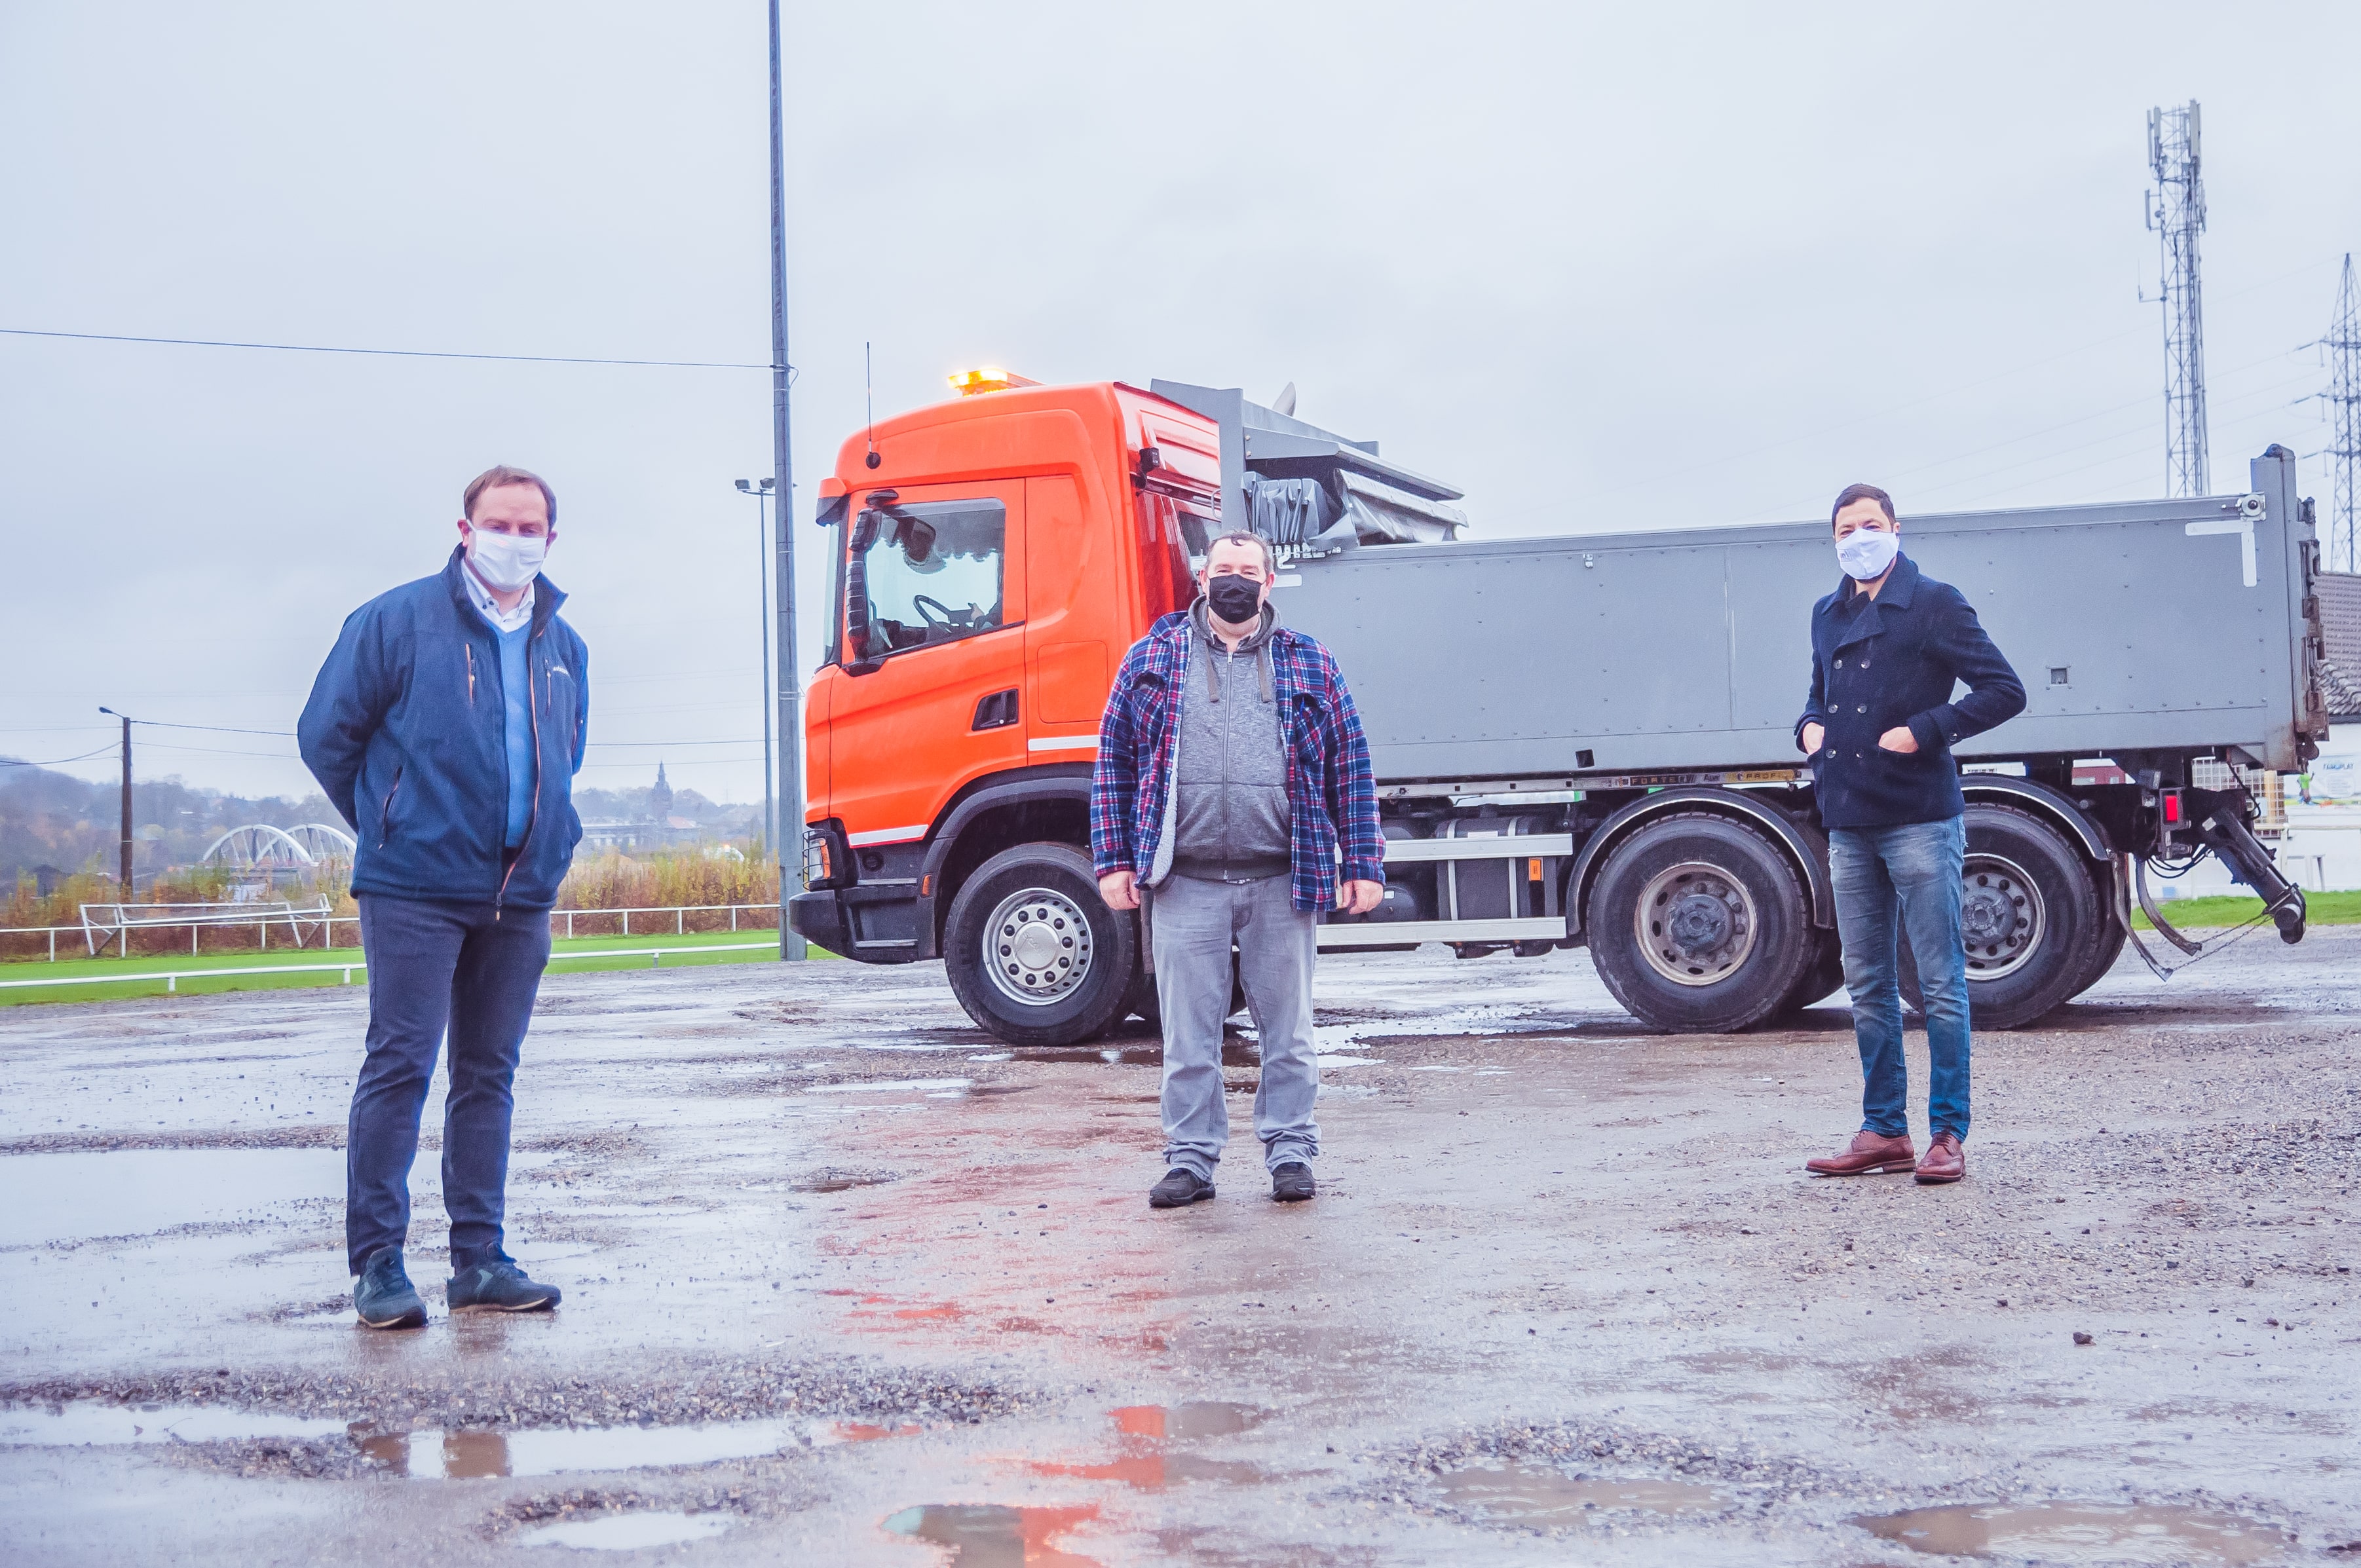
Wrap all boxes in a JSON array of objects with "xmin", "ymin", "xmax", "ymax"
[
  {"xmin": 2328, "ymin": 253, "xmax": 2361, "ymax": 573},
  {"xmin": 2147, "ymin": 102, "xmax": 2209, "ymax": 496}
]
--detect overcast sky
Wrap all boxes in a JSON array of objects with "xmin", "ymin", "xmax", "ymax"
[{"xmin": 6, "ymin": 1, "xmax": 2360, "ymax": 807}]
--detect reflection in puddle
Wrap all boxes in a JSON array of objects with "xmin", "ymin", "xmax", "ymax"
[
  {"xmin": 352, "ymin": 1415, "xmax": 913, "ymax": 1478},
  {"xmin": 1110, "ymin": 1402, "xmax": 1264, "ymax": 1440},
  {"xmin": 883, "ymin": 1503, "xmax": 1101, "ymax": 1567},
  {"xmin": 0, "ymin": 1148, "xmax": 562, "ymax": 1248},
  {"xmin": 1855, "ymin": 1503, "xmax": 2289, "ymax": 1564},
  {"xmin": 1439, "ymin": 1462, "xmax": 1726, "ymax": 1520},
  {"xmin": 516, "ymin": 1510, "xmax": 735, "ymax": 1550},
  {"xmin": 0, "ymin": 1402, "xmax": 349, "ymax": 1447},
  {"xmin": 1025, "ymin": 1403, "xmax": 1270, "ymax": 1492}
]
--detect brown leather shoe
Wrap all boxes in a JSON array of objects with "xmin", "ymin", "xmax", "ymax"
[
  {"xmin": 1805, "ymin": 1130, "xmax": 1917, "ymax": 1176},
  {"xmin": 1914, "ymin": 1131, "xmax": 1965, "ymax": 1184}
]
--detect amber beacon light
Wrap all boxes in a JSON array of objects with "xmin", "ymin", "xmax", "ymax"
[{"xmin": 947, "ymin": 366, "xmax": 1040, "ymax": 396}]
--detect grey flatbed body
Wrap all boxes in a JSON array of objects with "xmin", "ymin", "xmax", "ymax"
[{"xmin": 1278, "ymin": 449, "xmax": 2320, "ymax": 783}]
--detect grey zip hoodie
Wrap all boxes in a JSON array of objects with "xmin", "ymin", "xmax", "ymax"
[{"xmin": 1156, "ymin": 597, "xmax": 1291, "ymax": 884}]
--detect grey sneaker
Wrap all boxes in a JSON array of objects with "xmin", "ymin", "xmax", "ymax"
[
  {"xmin": 1148, "ymin": 1168, "xmax": 1215, "ymax": 1208},
  {"xmin": 447, "ymin": 1257, "xmax": 561, "ymax": 1313},
  {"xmin": 1271, "ymin": 1162, "xmax": 1316, "ymax": 1203},
  {"xmin": 354, "ymin": 1246, "xmax": 427, "ymax": 1330}
]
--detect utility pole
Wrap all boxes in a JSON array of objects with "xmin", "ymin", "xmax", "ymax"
[
  {"xmin": 2147, "ymin": 102, "xmax": 2210, "ymax": 496},
  {"xmin": 99, "ymin": 707, "xmax": 132, "ymax": 898},
  {"xmin": 2326, "ymin": 253, "xmax": 2360, "ymax": 574},
  {"xmin": 768, "ymin": 0, "xmax": 807, "ymax": 960},
  {"xmin": 734, "ymin": 477, "xmax": 778, "ymax": 861}
]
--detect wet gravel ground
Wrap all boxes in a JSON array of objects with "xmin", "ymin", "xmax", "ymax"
[{"xmin": 1, "ymin": 926, "xmax": 2356, "ymax": 1565}]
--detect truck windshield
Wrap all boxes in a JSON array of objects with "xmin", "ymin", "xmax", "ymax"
[{"xmin": 846, "ymin": 498, "xmax": 1006, "ymax": 661}]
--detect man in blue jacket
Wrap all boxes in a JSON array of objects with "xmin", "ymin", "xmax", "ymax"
[
  {"xmin": 299, "ymin": 465, "xmax": 588, "ymax": 1327},
  {"xmin": 1796, "ymin": 483, "xmax": 2024, "ymax": 1187}
]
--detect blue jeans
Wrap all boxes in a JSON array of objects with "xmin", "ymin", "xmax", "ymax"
[
  {"xmin": 1149, "ymin": 872, "xmax": 1321, "ymax": 1178},
  {"xmin": 347, "ymin": 894, "xmax": 550, "ymax": 1275},
  {"xmin": 1828, "ymin": 816, "xmax": 1970, "ymax": 1142}
]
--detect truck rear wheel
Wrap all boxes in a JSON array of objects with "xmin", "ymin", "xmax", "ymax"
[
  {"xmin": 1587, "ymin": 813, "xmax": 1815, "ymax": 1033},
  {"xmin": 1899, "ymin": 804, "xmax": 2099, "ymax": 1030},
  {"xmin": 943, "ymin": 842, "xmax": 1136, "ymax": 1047}
]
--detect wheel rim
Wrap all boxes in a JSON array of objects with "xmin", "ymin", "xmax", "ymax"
[
  {"xmin": 982, "ymin": 885, "xmax": 1095, "ymax": 1008},
  {"xmin": 1634, "ymin": 861, "xmax": 1758, "ymax": 987},
  {"xmin": 1959, "ymin": 852, "xmax": 2045, "ymax": 980}
]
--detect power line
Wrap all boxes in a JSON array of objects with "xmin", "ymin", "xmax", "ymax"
[
  {"xmin": 0, "ymin": 745, "xmax": 120, "ymax": 768},
  {"xmin": 0, "ymin": 326, "xmax": 767, "ymax": 371}
]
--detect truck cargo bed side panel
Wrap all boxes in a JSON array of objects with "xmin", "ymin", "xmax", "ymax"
[{"xmin": 1279, "ymin": 464, "xmax": 2310, "ymax": 780}]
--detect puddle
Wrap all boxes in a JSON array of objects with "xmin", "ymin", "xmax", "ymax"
[
  {"xmin": 1855, "ymin": 1503, "xmax": 2290, "ymax": 1564},
  {"xmin": 353, "ymin": 1415, "xmax": 906, "ymax": 1478},
  {"xmin": 1438, "ymin": 1462, "xmax": 1726, "ymax": 1521},
  {"xmin": 882, "ymin": 1503, "xmax": 1101, "ymax": 1567},
  {"xmin": 0, "ymin": 1402, "xmax": 349, "ymax": 1447},
  {"xmin": 0, "ymin": 1148, "xmax": 556, "ymax": 1248},
  {"xmin": 516, "ymin": 1510, "xmax": 736, "ymax": 1550}
]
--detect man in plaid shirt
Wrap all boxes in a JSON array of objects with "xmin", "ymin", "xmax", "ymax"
[{"xmin": 1093, "ymin": 531, "xmax": 1385, "ymax": 1208}]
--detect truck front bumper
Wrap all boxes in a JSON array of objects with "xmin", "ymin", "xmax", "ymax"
[{"xmin": 786, "ymin": 891, "xmax": 853, "ymax": 958}]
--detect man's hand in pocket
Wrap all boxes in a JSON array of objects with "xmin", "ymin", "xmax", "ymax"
[{"xmin": 1876, "ymin": 727, "xmax": 1919, "ymax": 754}]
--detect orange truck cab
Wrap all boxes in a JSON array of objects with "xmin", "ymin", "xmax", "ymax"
[{"xmin": 790, "ymin": 380, "xmax": 1228, "ymax": 1043}]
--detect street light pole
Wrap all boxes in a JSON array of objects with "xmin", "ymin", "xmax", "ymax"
[
  {"xmin": 767, "ymin": 0, "xmax": 807, "ymax": 960},
  {"xmin": 98, "ymin": 707, "xmax": 132, "ymax": 899},
  {"xmin": 734, "ymin": 477, "xmax": 777, "ymax": 865}
]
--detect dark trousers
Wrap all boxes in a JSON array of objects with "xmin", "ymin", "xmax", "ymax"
[{"xmin": 347, "ymin": 893, "xmax": 550, "ymax": 1275}]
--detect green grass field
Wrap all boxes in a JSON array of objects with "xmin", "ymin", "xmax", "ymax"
[
  {"xmin": 0, "ymin": 928, "xmax": 837, "ymax": 1007},
  {"xmin": 2130, "ymin": 888, "xmax": 2361, "ymax": 931}
]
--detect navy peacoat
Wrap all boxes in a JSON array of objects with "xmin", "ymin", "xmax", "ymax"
[{"xmin": 1795, "ymin": 553, "xmax": 2025, "ymax": 830}]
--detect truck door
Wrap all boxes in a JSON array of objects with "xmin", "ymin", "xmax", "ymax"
[
  {"xmin": 1025, "ymin": 473, "xmax": 1115, "ymax": 760},
  {"xmin": 828, "ymin": 481, "xmax": 1029, "ymax": 849}
]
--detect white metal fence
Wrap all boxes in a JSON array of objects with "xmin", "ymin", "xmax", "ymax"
[{"xmin": 0, "ymin": 903, "xmax": 780, "ymax": 963}]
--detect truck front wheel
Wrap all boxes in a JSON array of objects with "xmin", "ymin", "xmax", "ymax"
[
  {"xmin": 1587, "ymin": 813, "xmax": 1815, "ymax": 1033},
  {"xmin": 943, "ymin": 842, "xmax": 1137, "ymax": 1047}
]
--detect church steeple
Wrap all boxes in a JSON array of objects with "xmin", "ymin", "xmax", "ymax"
[{"xmin": 649, "ymin": 762, "xmax": 674, "ymax": 822}]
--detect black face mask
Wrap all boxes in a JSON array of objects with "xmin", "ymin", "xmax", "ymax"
[{"xmin": 1205, "ymin": 573, "xmax": 1264, "ymax": 625}]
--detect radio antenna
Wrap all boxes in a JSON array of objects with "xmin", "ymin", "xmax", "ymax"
[{"xmin": 864, "ymin": 341, "xmax": 880, "ymax": 468}]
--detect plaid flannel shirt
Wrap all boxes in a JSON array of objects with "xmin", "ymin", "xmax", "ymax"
[{"xmin": 1089, "ymin": 611, "xmax": 1384, "ymax": 912}]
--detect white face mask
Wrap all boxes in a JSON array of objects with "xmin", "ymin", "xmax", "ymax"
[
  {"xmin": 466, "ymin": 527, "xmax": 548, "ymax": 591},
  {"xmin": 1835, "ymin": 526, "xmax": 1898, "ymax": 582}
]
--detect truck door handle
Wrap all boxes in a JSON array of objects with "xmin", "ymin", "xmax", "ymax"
[{"xmin": 972, "ymin": 688, "xmax": 1020, "ymax": 731}]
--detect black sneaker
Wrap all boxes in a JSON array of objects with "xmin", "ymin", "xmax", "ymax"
[
  {"xmin": 1271, "ymin": 1162, "xmax": 1315, "ymax": 1203},
  {"xmin": 447, "ymin": 1257, "xmax": 561, "ymax": 1313},
  {"xmin": 354, "ymin": 1246, "xmax": 427, "ymax": 1330},
  {"xmin": 1148, "ymin": 1168, "xmax": 1215, "ymax": 1208}
]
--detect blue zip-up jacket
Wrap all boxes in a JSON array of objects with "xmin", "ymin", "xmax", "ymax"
[
  {"xmin": 299, "ymin": 548, "xmax": 590, "ymax": 910},
  {"xmin": 1794, "ymin": 553, "xmax": 2024, "ymax": 830}
]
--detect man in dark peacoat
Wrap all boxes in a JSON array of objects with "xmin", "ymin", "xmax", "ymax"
[{"xmin": 1795, "ymin": 482, "xmax": 2024, "ymax": 1186}]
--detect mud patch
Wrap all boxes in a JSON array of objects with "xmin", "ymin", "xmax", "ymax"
[
  {"xmin": 3, "ymin": 1357, "xmax": 1032, "ymax": 1432},
  {"xmin": 0, "ymin": 1126, "xmax": 344, "ymax": 1155},
  {"xmin": 1391, "ymin": 1413, "xmax": 1844, "ymax": 1527},
  {"xmin": 1438, "ymin": 1462, "xmax": 1727, "ymax": 1521},
  {"xmin": 1855, "ymin": 1501, "xmax": 2292, "ymax": 1563},
  {"xmin": 792, "ymin": 1167, "xmax": 899, "ymax": 1194}
]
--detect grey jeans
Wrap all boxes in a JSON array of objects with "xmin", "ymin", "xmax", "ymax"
[{"xmin": 1150, "ymin": 872, "xmax": 1320, "ymax": 1178}]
